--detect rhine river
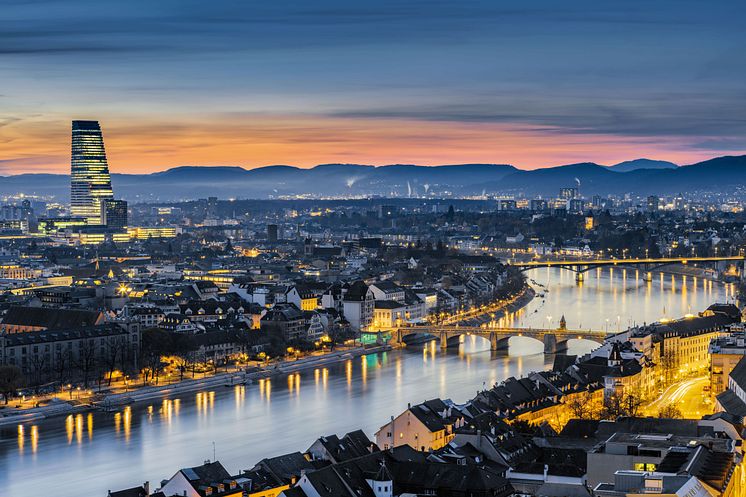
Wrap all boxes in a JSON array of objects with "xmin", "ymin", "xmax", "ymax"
[{"xmin": 0, "ymin": 268, "xmax": 735, "ymax": 496}]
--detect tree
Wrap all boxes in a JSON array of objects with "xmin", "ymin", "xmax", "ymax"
[
  {"xmin": 28, "ymin": 352, "xmax": 49, "ymax": 387},
  {"xmin": 53, "ymin": 348, "xmax": 72, "ymax": 384},
  {"xmin": 141, "ymin": 328, "xmax": 172, "ymax": 385},
  {"xmin": 601, "ymin": 393, "xmax": 644, "ymax": 419},
  {"xmin": 658, "ymin": 403, "xmax": 682, "ymax": 419},
  {"xmin": 0, "ymin": 365, "xmax": 23, "ymax": 404},
  {"xmin": 172, "ymin": 333, "xmax": 198, "ymax": 381},
  {"xmin": 102, "ymin": 336, "xmax": 125, "ymax": 386},
  {"xmin": 566, "ymin": 390, "xmax": 599, "ymax": 420},
  {"xmin": 76, "ymin": 339, "xmax": 98, "ymax": 388},
  {"xmin": 510, "ymin": 419, "xmax": 536, "ymax": 436}
]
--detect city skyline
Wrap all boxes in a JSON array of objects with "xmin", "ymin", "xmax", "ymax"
[{"xmin": 2, "ymin": 1, "xmax": 746, "ymax": 174}]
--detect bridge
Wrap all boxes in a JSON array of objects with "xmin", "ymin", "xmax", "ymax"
[
  {"xmin": 387, "ymin": 326, "xmax": 609, "ymax": 354},
  {"xmin": 512, "ymin": 256, "xmax": 745, "ymax": 282}
]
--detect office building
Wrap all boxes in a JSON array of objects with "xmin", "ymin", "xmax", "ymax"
[
  {"xmin": 647, "ymin": 195, "xmax": 660, "ymax": 212},
  {"xmin": 70, "ymin": 120, "xmax": 114, "ymax": 224},
  {"xmin": 529, "ymin": 198, "xmax": 547, "ymax": 211},
  {"xmin": 267, "ymin": 223, "xmax": 279, "ymax": 242},
  {"xmin": 101, "ymin": 199, "xmax": 128, "ymax": 228},
  {"xmin": 559, "ymin": 187, "xmax": 578, "ymax": 199}
]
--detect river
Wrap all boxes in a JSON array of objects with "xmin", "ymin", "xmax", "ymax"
[{"xmin": 0, "ymin": 267, "xmax": 734, "ymax": 496}]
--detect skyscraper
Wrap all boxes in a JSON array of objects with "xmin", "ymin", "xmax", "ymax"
[
  {"xmin": 70, "ymin": 120, "xmax": 113, "ymax": 224},
  {"xmin": 101, "ymin": 199, "xmax": 128, "ymax": 229}
]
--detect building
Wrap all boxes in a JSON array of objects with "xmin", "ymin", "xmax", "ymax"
[
  {"xmin": 0, "ymin": 323, "xmax": 141, "ymax": 380},
  {"xmin": 715, "ymin": 356, "xmax": 746, "ymax": 418},
  {"xmin": 586, "ymin": 423, "xmax": 737, "ymax": 490},
  {"xmin": 375, "ymin": 399, "xmax": 465, "ymax": 452},
  {"xmin": 566, "ymin": 198, "xmax": 585, "ymax": 214},
  {"xmin": 0, "ymin": 306, "xmax": 106, "ymax": 334},
  {"xmin": 101, "ymin": 199, "xmax": 128, "ymax": 228},
  {"xmin": 646, "ymin": 195, "xmax": 660, "ymax": 213},
  {"xmin": 496, "ymin": 199, "xmax": 517, "ymax": 211},
  {"xmin": 342, "ymin": 281, "xmax": 374, "ymax": 332},
  {"xmin": 267, "ymin": 224, "xmax": 279, "ymax": 243},
  {"xmin": 592, "ymin": 443, "xmax": 740, "ymax": 497},
  {"xmin": 158, "ymin": 461, "xmax": 243, "ymax": 497},
  {"xmin": 260, "ymin": 304, "xmax": 307, "ymax": 341},
  {"xmin": 709, "ymin": 329, "xmax": 746, "ymax": 399},
  {"xmin": 373, "ymin": 300, "xmax": 408, "ymax": 329},
  {"xmin": 70, "ymin": 120, "xmax": 114, "ymax": 224},
  {"xmin": 530, "ymin": 198, "xmax": 548, "ymax": 211},
  {"xmin": 559, "ymin": 187, "xmax": 578, "ymax": 199},
  {"xmin": 369, "ymin": 281, "xmax": 406, "ymax": 303},
  {"xmin": 306, "ymin": 430, "xmax": 377, "ymax": 464}
]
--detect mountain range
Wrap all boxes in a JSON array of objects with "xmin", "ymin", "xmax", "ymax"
[{"xmin": 3, "ymin": 155, "xmax": 746, "ymax": 201}]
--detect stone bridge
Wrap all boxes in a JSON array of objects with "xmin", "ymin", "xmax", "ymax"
[{"xmin": 389, "ymin": 326, "xmax": 608, "ymax": 354}]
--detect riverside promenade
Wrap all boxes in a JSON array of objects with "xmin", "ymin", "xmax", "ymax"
[{"xmin": 0, "ymin": 344, "xmax": 391, "ymax": 427}]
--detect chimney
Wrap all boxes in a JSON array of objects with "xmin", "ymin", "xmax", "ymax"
[{"xmin": 144, "ymin": 481, "xmax": 150, "ymax": 496}]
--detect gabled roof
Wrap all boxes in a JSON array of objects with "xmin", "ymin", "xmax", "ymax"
[
  {"xmin": 343, "ymin": 281, "xmax": 370, "ymax": 301},
  {"xmin": 255, "ymin": 452, "xmax": 315, "ymax": 483},
  {"xmin": 108, "ymin": 486, "xmax": 148, "ymax": 497}
]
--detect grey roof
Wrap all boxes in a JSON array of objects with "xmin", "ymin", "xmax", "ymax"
[
  {"xmin": 4, "ymin": 323, "xmax": 129, "ymax": 346},
  {"xmin": 729, "ymin": 356, "xmax": 746, "ymax": 391},
  {"xmin": 344, "ymin": 281, "xmax": 370, "ymax": 301},
  {"xmin": 716, "ymin": 389, "xmax": 746, "ymax": 417},
  {"xmin": 108, "ymin": 486, "xmax": 148, "ymax": 497},
  {"xmin": 2, "ymin": 305, "xmax": 102, "ymax": 329}
]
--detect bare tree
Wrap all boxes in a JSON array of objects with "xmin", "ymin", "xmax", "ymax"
[
  {"xmin": 602, "ymin": 393, "xmax": 644, "ymax": 419},
  {"xmin": 566, "ymin": 390, "xmax": 599, "ymax": 420},
  {"xmin": 53, "ymin": 348, "xmax": 72, "ymax": 384},
  {"xmin": 102, "ymin": 336, "xmax": 125, "ymax": 386},
  {"xmin": 76, "ymin": 339, "xmax": 98, "ymax": 388},
  {"xmin": 658, "ymin": 403, "xmax": 682, "ymax": 419},
  {"xmin": 0, "ymin": 365, "xmax": 23, "ymax": 404},
  {"xmin": 28, "ymin": 353, "xmax": 49, "ymax": 387}
]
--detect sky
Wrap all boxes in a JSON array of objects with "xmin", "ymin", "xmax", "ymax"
[{"xmin": 1, "ymin": 0, "xmax": 746, "ymax": 174}]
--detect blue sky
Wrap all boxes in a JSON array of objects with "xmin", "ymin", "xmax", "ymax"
[{"xmin": 2, "ymin": 0, "xmax": 745, "ymax": 173}]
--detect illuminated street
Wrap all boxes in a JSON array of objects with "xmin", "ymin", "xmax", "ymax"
[{"xmin": 643, "ymin": 376, "xmax": 712, "ymax": 418}]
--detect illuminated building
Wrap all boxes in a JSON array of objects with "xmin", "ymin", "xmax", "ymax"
[
  {"xmin": 70, "ymin": 120, "xmax": 114, "ymax": 224},
  {"xmin": 375, "ymin": 399, "xmax": 464, "ymax": 451},
  {"xmin": 37, "ymin": 216, "xmax": 88, "ymax": 234},
  {"xmin": 127, "ymin": 226, "xmax": 178, "ymax": 239},
  {"xmin": 101, "ymin": 199, "xmax": 128, "ymax": 228},
  {"xmin": 559, "ymin": 187, "xmax": 578, "ymax": 199},
  {"xmin": 709, "ymin": 329, "xmax": 746, "ymax": 399}
]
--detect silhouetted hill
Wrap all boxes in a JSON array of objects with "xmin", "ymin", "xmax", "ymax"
[
  {"xmin": 0, "ymin": 155, "xmax": 744, "ymax": 201},
  {"xmin": 609, "ymin": 158, "xmax": 678, "ymax": 172}
]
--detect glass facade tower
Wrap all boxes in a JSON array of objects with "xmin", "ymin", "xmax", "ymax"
[{"xmin": 70, "ymin": 120, "xmax": 114, "ymax": 224}]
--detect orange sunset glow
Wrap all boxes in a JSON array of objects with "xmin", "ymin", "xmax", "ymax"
[{"xmin": 0, "ymin": 115, "xmax": 723, "ymax": 174}]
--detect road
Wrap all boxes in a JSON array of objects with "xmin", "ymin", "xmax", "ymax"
[{"xmin": 643, "ymin": 376, "xmax": 712, "ymax": 418}]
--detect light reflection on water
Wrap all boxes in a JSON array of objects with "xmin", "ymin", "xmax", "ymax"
[{"xmin": 0, "ymin": 267, "xmax": 731, "ymax": 497}]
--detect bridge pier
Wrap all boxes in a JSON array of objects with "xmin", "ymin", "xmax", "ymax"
[
  {"xmin": 575, "ymin": 272, "xmax": 584, "ymax": 283},
  {"xmin": 440, "ymin": 331, "xmax": 449, "ymax": 350}
]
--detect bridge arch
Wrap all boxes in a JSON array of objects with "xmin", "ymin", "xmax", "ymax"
[{"xmin": 543, "ymin": 334, "xmax": 604, "ymax": 354}]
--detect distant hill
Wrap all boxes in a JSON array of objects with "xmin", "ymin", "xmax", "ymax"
[
  {"xmin": 609, "ymin": 158, "xmax": 678, "ymax": 172},
  {"xmin": 0, "ymin": 155, "xmax": 743, "ymax": 201}
]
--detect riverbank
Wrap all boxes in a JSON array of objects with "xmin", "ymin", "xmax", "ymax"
[
  {"xmin": 447, "ymin": 284, "xmax": 536, "ymax": 327},
  {"xmin": 0, "ymin": 344, "xmax": 391, "ymax": 428}
]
